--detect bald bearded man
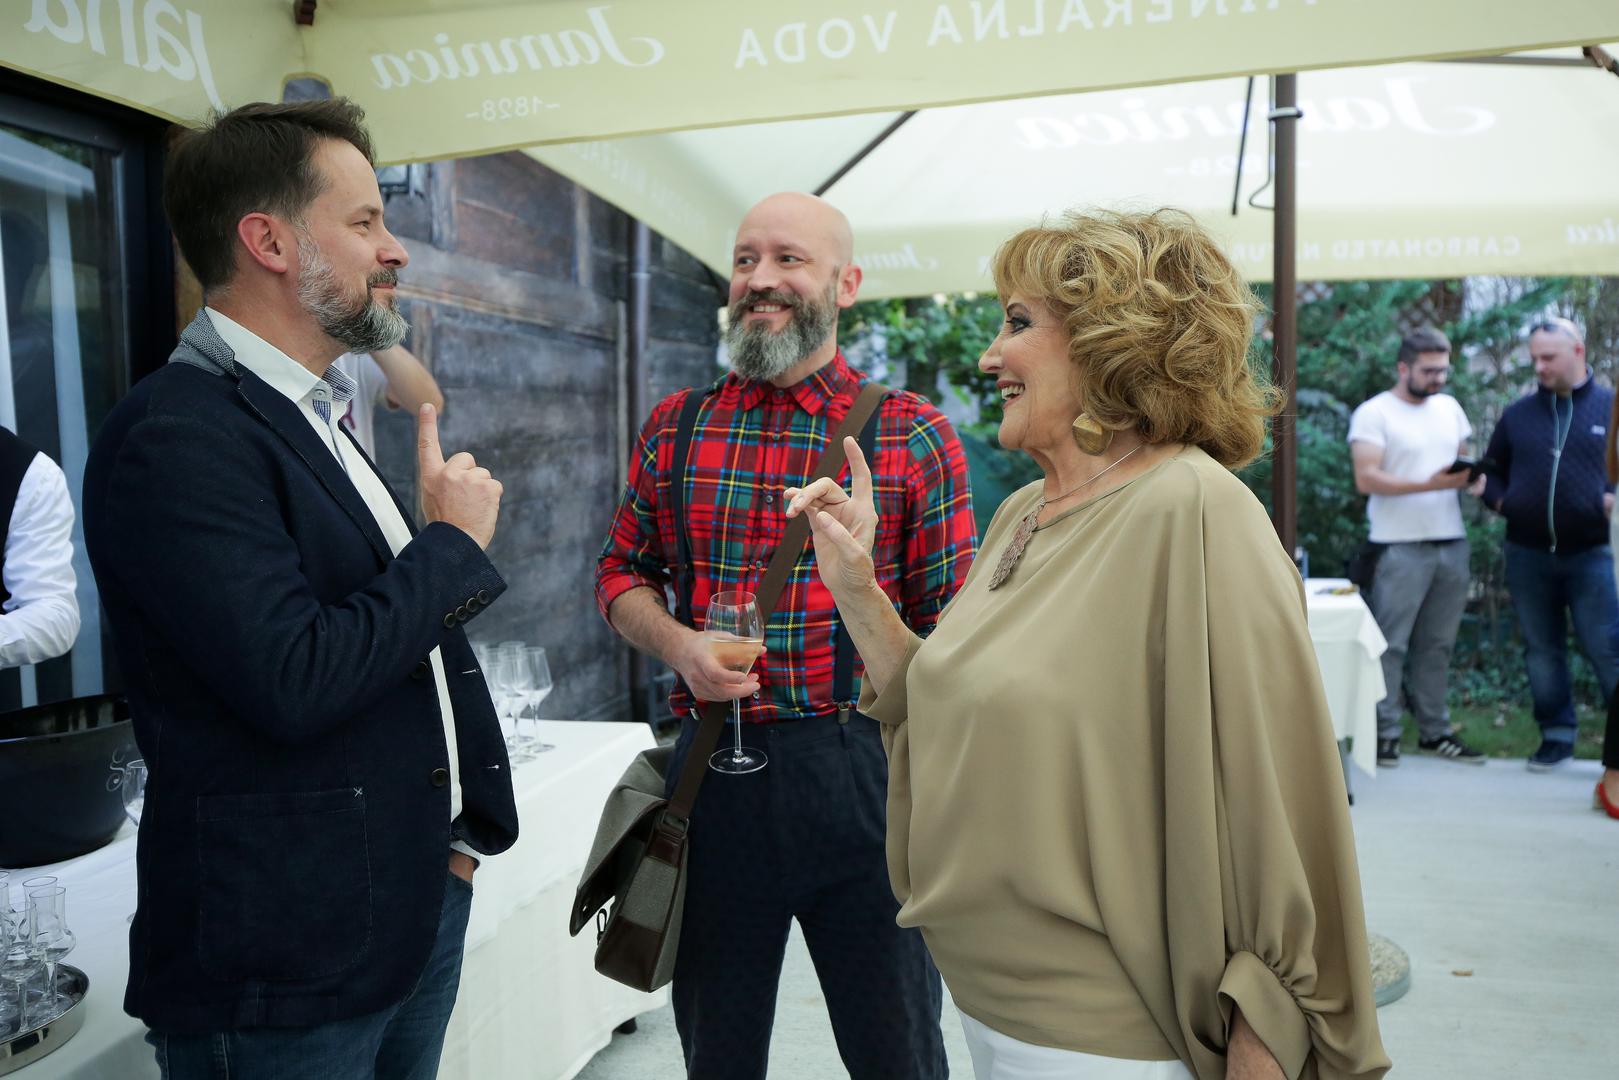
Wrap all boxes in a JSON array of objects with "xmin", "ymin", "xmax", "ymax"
[{"xmin": 597, "ymin": 193, "xmax": 976, "ymax": 1078}]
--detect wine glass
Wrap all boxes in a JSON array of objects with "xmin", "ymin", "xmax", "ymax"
[
  {"xmin": 0, "ymin": 919, "xmax": 35, "ymax": 1035},
  {"xmin": 497, "ymin": 641, "xmax": 538, "ymax": 755},
  {"xmin": 25, "ymin": 887, "xmax": 72, "ymax": 1023},
  {"xmin": 525, "ymin": 646, "xmax": 556, "ymax": 753},
  {"xmin": 1, "ymin": 876, "xmax": 43, "ymax": 1020},
  {"xmin": 121, "ymin": 759, "xmax": 146, "ymax": 829},
  {"xmin": 119, "ymin": 760, "xmax": 148, "ymax": 922},
  {"xmin": 704, "ymin": 591, "xmax": 766, "ymax": 774},
  {"xmin": 0, "ymin": 875, "xmax": 17, "ymax": 1031},
  {"xmin": 489, "ymin": 651, "xmax": 534, "ymax": 763}
]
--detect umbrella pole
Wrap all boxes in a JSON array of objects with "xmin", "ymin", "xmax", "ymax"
[{"xmin": 1271, "ymin": 73, "xmax": 1300, "ymax": 558}]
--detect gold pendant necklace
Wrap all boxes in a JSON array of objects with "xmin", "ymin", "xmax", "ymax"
[{"xmin": 986, "ymin": 444, "xmax": 1145, "ymax": 590}]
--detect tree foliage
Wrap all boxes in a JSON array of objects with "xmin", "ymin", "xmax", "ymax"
[{"xmin": 840, "ymin": 277, "xmax": 1619, "ymax": 708}]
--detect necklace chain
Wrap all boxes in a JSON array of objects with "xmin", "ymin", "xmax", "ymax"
[
  {"xmin": 1035, "ymin": 443, "xmax": 1146, "ymax": 514},
  {"xmin": 986, "ymin": 442, "xmax": 1148, "ymax": 591}
]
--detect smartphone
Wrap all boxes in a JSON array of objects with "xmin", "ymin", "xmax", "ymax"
[{"xmin": 1446, "ymin": 457, "xmax": 1481, "ymax": 480}]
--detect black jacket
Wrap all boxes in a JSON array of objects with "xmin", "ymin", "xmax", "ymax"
[
  {"xmin": 1481, "ymin": 376, "xmax": 1615, "ymax": 553},
  {"xmin": 82, "ymin": 312, "xmax": 518, "ymax": 1033}
]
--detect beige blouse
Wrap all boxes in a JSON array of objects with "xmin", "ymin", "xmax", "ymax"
[{"xmin": 863, "ymin": 446, "xmax": 1390, "ymax": 1079}]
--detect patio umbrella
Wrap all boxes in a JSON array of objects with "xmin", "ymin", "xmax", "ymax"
[
  {"xmin": 0, "ymin": 0, "xmax": 1614, "ymax": 163},
  {"xmin": 526, "ymin": 58, "xmax": 1619, "ymax": 296},
  {"xmin": 528, "ymin": 55, "xmax": 1619, "ymax": 546}
]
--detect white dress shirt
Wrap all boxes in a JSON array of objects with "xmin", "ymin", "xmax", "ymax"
[
  {"xmin": 205, "ymin": 309, "xmax": 471, "ymax": 845},
  {"xmin": 331, "ymin": 352, "xmax": 392, "ymax": 460},
  {"xmin": 0, "ymin": 452, "xmax": 81, "ymax": 668}
]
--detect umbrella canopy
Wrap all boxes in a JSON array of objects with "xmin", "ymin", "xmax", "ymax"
[
  {"xmin": 528, "ymin": 58, "xmax": 1619, "ymax": 297},
  {"xmin": 2, "ymin": 0, "xmax": 1616, "ymax": 163}
]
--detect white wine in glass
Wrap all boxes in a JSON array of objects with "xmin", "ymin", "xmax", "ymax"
[{"xmin": 704, "ymin": 591, "xmax": 766, "ymax": 774}]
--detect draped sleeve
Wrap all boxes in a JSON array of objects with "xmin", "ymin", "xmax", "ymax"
[{"xmin": 1157, "ymin": 462, "xmax": 1391, "ymax": 1080}]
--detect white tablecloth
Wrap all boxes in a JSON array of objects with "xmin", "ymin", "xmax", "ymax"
[
  {"xmin": 1303, "ymin": 578, "xmax": 1388, "ymax": 777},
  {"xmin": 16, "ymin": 720, "xmax": 663, "ymax": 1080}
]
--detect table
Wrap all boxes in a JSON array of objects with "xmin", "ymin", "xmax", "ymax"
[
  {"xmin": 16, "ymin": 720, "xmax": 664, "ymax": 1080},
  {"xmin": 1303, "ymin": 577, "xmax": 1388, "ymax": 778}
]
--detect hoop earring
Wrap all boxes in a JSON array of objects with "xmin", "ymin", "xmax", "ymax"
[{"xmin": 1071, "ymin": 413, "xmax": 1114, "ymax": 456}]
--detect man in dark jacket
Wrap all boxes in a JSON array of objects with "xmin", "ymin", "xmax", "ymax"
[
  {"xmin": 82, "ymin": 99, "xmax": 516, "ymax": 1078},
  {"xmin": 1481, "ymin": 317, "xmax": 1619, "ymax": 771}
]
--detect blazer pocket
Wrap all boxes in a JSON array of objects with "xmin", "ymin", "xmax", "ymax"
[{"xmin": 196, "ymin": 787, "xmax": 373, "ymax": 982}]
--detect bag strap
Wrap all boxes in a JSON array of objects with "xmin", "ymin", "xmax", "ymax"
[{"xmin": 666, "ymin": 380, "xmax": 889, "ymax": 824}]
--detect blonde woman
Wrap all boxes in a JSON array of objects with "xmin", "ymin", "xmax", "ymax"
[{"xmin": 787, "ymin": 209, "xmax": 1390, "ymax": 1079}]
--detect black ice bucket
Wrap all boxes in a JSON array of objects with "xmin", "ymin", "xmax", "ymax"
[{"xmin": 0, "ymin": 694, "xmax": 136, "ymax": 868}]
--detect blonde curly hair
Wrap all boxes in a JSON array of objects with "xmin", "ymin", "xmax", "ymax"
[{"xmin": 990, "ymin": 207, "xmax": 1280, "ymax": 470}]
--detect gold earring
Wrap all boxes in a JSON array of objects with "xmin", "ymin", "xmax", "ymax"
[{"xmin": 1071, "ymin": 413, "xmax": 1113, "ymax": 456}]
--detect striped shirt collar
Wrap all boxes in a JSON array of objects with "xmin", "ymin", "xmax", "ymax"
[{"xmin": 203, "ymin": 307, "xmax": 355, "ymax": 410}]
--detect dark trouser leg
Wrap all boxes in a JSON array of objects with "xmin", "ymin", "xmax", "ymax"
[
  {"xmin": 793, "ymin": 718, "xmax": 951, "ymax": 1080},
  {"xmin": 1604, "ymin": 683, "xmax": 1619, "ymax": 771},
  {"xmin": 1564, "ymin": 546, "xmax": 1619, "ymax": 705},
  {"xmin": 1504, "ymin": 542, "xmax": 1577, "ymax": 743},
  {"xmin": 667, "ymin": 718, "xmax": 793, "ymax": 1080},
  {"xmin": 147, "ymin": 870, "xmax": 473, "ymax": 1080},
  {"xmin": 373, "ymin": 871, "xmax": 474, "ymax": 1080}
]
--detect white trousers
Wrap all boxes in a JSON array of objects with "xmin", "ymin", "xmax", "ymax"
[{"xmin": 959, "ymin": 1013, "xmax": 1196, "ymax": 1080}]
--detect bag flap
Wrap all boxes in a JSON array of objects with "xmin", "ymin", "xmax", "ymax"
[{"xmin": 569, "ymin": 744, "xmax": 675, "ymax": 935}]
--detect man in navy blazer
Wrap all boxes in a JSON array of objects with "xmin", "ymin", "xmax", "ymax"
[{"xmin": 82, "ymin": 99, "xmax": 517, "ymax": 1079}]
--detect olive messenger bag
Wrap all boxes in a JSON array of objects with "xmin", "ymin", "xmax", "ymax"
[{"xmin": 569, "ymin": 381, "xmax": 887, "ymax": 992}]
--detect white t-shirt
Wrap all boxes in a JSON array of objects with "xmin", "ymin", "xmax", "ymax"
[
  {"xmin": 331, "ymin": 352, "xmax": 393, "ymax": 460},
  {"xmin": 1347, "ymin": 390, "xmax": 1472, "ymax": 543}
]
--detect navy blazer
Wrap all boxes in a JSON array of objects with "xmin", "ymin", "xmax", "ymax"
[{"xmin": 82, "ymin": 315, "xmax": 518, "ymax": 1033}]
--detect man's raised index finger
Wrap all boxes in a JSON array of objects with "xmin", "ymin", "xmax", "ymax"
[{"xmin": 417, "ymin": 403, "xmax": 444, "ymax": 468}]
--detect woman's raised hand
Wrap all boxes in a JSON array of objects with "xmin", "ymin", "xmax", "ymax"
[{"xmin": 784, "ymin": 436, "xmax": 878, "ymax": 596}]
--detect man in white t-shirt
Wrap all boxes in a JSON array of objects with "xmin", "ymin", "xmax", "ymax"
[
  {"xmin": 1348, "ymin": 327, "xmax": 1487, "ymax": 767},
  {"xmin": 332, "ymin": 343, "xmax": 444, "ymax": 460}
]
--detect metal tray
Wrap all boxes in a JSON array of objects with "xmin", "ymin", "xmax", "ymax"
[{"xmin": 0, "ymin": 965, "xmax": 88, "ymax": 1076}]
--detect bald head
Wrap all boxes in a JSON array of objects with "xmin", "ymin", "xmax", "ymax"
[
  {"xmin": 1529, "ymin": 316, "xmax": 1584, "ymax": 346},
  {"xmin": 736, "ymin": 192, "xmax": 854, "ymax": 264},
  {"xmin": 727, "ymin": 192, "xmax": 863, "ymax": 386},
  {"xmin": 1528, "ymin": 317, "xmax": 1588, "ymax": 395}
]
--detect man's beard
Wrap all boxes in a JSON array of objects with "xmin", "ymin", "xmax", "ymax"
[
  {"xmin": 725, "ymin": 277, "xmax": 838, "ymax": 382},
  {"xmin": 1408, "ymin": 383, "xmax": 1439, "ymax": 399},
  {"xmin": 295, "ymin": 234, "xmax": 408, "ymax": 354}
]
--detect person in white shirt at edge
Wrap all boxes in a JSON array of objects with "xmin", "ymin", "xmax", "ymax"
[
  {"xmin": 331, "ymin": 344, "xmax": 444, "ymax": 460},
  {"xmin": 0, "ymin": 429, "xmax": 79, "ymax": 671},
  {"xmin": 1348, "ymin": 326, "xmax": 1487, "ymax": 769}
]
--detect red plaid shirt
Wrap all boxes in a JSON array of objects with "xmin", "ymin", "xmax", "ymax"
[{"xmin": 596, "ymin": 353, "xmax": 976, "ymax": 724}]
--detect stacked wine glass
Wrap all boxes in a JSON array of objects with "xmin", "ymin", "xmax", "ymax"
[
  {"xmin": 471, "ymin": 641, "xmax": 555, "ymax": 761},
  {"xmin": 0, "ymin": 870, "xmax": 77, "ymax": 1034}
]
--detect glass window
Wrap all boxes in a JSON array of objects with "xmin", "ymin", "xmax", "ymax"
[{"xmin": 0, "ymin": 87, "xmax": 170, "ymax": 712}]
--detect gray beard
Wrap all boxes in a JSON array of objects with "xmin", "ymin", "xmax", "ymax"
[
  {"xmin": 725, "ymin": 283, "xmax": 838, "ymax": 382},
  {"xmin": 296, "ymin": 235, "xmax": 408, "ymax": 354}
]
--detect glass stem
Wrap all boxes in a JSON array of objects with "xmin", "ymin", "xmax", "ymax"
[{"xmin": 732, "ymin": 697, "xmax": 744, "ymax": 760}]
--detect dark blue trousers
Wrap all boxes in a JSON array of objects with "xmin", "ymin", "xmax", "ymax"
[
  {"xmin": 666, "ymin": 711, "xmax": 947, "ymax": 1080},
  {"xmin": 146, "ymin": 871, "xmax": 473, "ymax": 1080}
]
